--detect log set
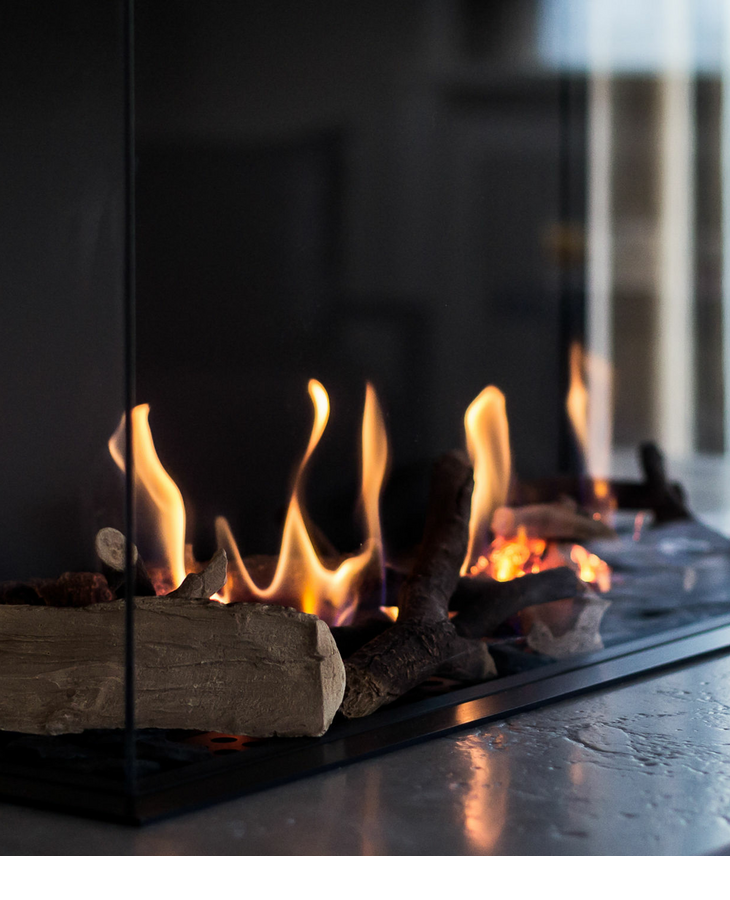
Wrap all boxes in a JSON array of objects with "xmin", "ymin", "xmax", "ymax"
[
  {"xmin": 337, "ymin": 454, "xmax": 589, "ymax": 716},
  {"xmin": 512, "ymin": 442, "xmax": 691, "ymax": 524},
  {"xmin": 0, "ymin": 427, "xmax": 635, "ymax": 736},
  {"xmin": 0, "ymin": 457, "xmax": 594, "ymax": 734}
]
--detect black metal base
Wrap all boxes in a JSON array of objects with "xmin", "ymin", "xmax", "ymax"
[{"xmin": 3, "ymin": 613, "xmax": 730, "ymax": 824}]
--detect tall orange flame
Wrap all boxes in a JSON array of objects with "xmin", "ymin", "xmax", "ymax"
[
  {"xmin": 461, "ymin": 386, "xmax": 511, "ymax": 574},
  {"xmin": 216, "ymin": 380, "xmax": 388, "ymax": 623},
  {"xmin": 108, "ymin": 405, "xmax": 187, "ymax": 589},
  {"xmin": 461, "ymin": 380, "xmax": 611, "ymax": 592},
  {"xmin": 566, "ymin": 341, "xmax": 588, "ymax": 454},
  {"xmin": 566, "ymin": 341, "xmax": 614, "ymax": 517}
]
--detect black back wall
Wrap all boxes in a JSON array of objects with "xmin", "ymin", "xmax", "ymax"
[
  {"xmin": 0, "ymin": 2, "xmax": 125, "ymax": 579},
  {"xmin": 0, "ymin": 1, "xmax": 585, "ymax": 576}
]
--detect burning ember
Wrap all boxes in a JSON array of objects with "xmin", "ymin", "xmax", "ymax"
[
  {"xmin": 466, "ymin": 527, "xmax": 611, "ymax": 592},
  {"xmin": 459, "ymin": 378, "xmax": 612, "ymax": 592}
]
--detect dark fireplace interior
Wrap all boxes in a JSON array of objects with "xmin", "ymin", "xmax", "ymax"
[{"xmin": 2, "ymin": 0, "xmax": 730, "ymax": 824}]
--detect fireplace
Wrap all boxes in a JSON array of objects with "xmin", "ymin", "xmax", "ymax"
[{"xmin": 3, "ymin": 0, "xmax": 730, "ymax": 823}]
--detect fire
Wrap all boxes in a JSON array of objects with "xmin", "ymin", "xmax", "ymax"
[
  {"xmin": 380, "ymin": 606, "xmax": 399, "ymax": 622},
  {"xmin": 570, "ymin": 544, "xmax": 611, "ymax": 592},
  {"xmin": 108, "ymin": 381, "xmax": 388, "ymax": 624},
  {"xmin": 468, "ymin": 526, "xmax": 610, "ymax": 590},
  {"xmin": 461, "ymin": 380, "xmax": 611, "ymax": 592},
  {"xmin": 461, "ymin": 386, "xmax": 511, "ymax": 575},
  {"xmin": 566, "ymin": 341, "xmax": 616, "ymax": 520},
  {"xmin": 566, "ymin": 341, "xmax": 588, "ymax": 453},
  {"xmin": 109, "ymin": 405, "xmax": 187, "ymax": 591},
  {"xmin": 216, "ymin": 380, "xmax": 388, "ymax": 624}
]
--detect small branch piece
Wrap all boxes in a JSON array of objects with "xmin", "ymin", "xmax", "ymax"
[
  {"xmin": 450, "ymin": 568, "xmax": 587, "ymax": 638},
  {"xmin": 167, "ymin": 548, "xmax": 228, "ymax": 600},
  {"xmin": 341, "ymin": 452, "xmax": 496, "ymax": 719},
  {"xmin": 491, "ymin": 504, "xmax": 616, "ymax": 543},
  {"xmin": 640, "ymin": 442, "xmax": 691, "ymax": 523},
  {"xmin": 95, "ymin": 527, "xmax": 156, "ymax": 597}
]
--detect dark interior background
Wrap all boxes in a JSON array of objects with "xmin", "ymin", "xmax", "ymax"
[
  {"xmin": 0, "ymin": 2, "xmax": 125, "ymax": 579},
  {"xmin": 135, "ymin": 0, "xmax": 584, "ymax": 559},
  {"xmin": 0, "ymin": 0, "xmax": 583, "ymax": 576}
]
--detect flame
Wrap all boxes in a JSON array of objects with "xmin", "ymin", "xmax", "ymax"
[
  {"xmin": 566, "ymin": 341, "xmax": 588, "ymax": 453},
  {"xmin": 380, "ymin": 606, "xmax": 399, "ymax": 622},
  {"xmin": 570, "ymin": 544, "xmax": 611, "ymax": 592},
  {"xmin": 109, "ymin": 405, "xmax": 187, "ymax": 590},
  {"xmin": 468, "ymin": 526, "xmax": 610, "ymax": 591},
  {"xmin": 593, "ymin": 478, "xmax": 610, "ymax": 501},
  {"xmin": 216, "ymin": 380, "xmax": 388, "ymax": 624},
  {"xmin": 460, "ymin": 382, "xmax": 609, "ymax": 589},
  {"xmin": 461, "ymin": 386, "xmax": 511, "ymax": 574},
  {"xmin": 566, "ymin": 343, "xmax": 616, "ymax": 520}
]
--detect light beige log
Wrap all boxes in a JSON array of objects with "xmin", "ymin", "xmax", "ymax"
[
  {"xmin": 0, "ymin": 598, "xmax": 345, "ymax": 738},
  {"xmin": 491, "ymin": 504, "xmax": 616, "ymax": 542}
]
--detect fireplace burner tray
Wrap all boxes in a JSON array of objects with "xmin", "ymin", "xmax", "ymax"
[{"xmin": 1, "ymin": 520, "xmax": 730, "ymax": 824}]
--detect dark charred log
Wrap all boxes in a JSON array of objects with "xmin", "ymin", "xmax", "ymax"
[{"xmin": 340, "ymin": 452, "xmax": 496, "ymax": 718}]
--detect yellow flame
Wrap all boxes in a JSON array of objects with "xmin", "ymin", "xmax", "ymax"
[
  {"xmin": 380, "ymin": 606, "xmax": 399, "ymax": 622},
  {"xmin": 566, "ymin": 345, "xmax": 616, "ymax": 520},
  {"xmin": 461, "ymin": 386, "xmax": 511, "ymax": 574},
  {"xmin": 217, "ymin": 380, "xmax": 389, "ymax": 623},
  {"xmin": 360, "ymin": 383, "xmax": 388, "ymax": 566},
  {"xmin": 566, "ymin": 341, "xmax": 588, "ymax": 455},
  {"xmin": 570, "ymin": 544, "xmax": 611, "ymax": 592},
  {"xmin": 593, "ymin": 478, "xmax": 610, "ymax": 500},
  {"xmin": 108, "ymin": 405, "xmax": 187, "ymax": 589}
]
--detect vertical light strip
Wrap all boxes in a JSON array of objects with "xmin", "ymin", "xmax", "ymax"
[
  {"xmin": 722, "ymin": 2, "xmax": 730, "ymax": 456},
  {"xmin": 586, "ymin": 74, "xmax": 614, "ymax": 478},
  {"xmin": 657, "ymin": 0, "xmax": 696, "ymax": 460},
  {"xmin": 586, "ymin": 0, "xmax": 614, "ymax": 479}
]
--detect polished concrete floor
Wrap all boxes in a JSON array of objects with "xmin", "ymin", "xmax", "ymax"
[{"xmin": 2, "ymin": 651, "xmax": 730, "ymax": 854}]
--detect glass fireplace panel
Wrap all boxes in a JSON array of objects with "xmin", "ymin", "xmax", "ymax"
[{"xmin": 4, "ymin": 0, "xmax": 730, "ymax": 824}]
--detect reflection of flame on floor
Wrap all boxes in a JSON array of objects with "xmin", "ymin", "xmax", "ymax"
[
  {"xmin": 457, "ymin": 735, "xmax": 510, "ymax": 854},
  {"xmin": 467, "ymin": 526, "xmax": 611, "ymax": 592}
]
